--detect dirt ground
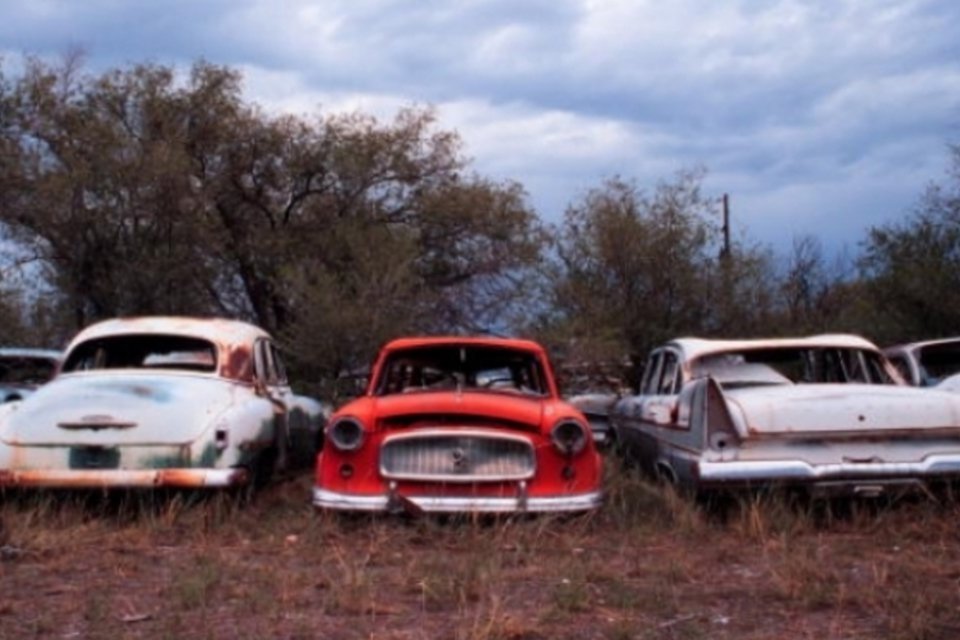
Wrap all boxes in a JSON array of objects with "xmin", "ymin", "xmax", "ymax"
[{"xmin": 2, "ymin": 464, "xmax": 960, "ymax": 640}]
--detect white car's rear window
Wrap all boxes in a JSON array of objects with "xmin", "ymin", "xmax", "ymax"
[{"xmin": 63, "ymin": 334, "xmax": 217, "ymax": 373}]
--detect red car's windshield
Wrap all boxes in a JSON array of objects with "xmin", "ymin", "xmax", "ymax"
[{"xmin": 375, "ymin": 345, "xmax": 548, "ymax": 397}]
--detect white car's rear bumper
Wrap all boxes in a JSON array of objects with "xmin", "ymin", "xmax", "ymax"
[{"xmin": 0, "ymin": 467, "xmax": 248, "ymax": 489}]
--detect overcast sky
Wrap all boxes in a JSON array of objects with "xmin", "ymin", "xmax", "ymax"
[{"xmin": 2, "ymin": 0, "xmax": 958, "ymax": 254}]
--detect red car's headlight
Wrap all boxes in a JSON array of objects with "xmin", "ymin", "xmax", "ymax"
[
  {"xmin": 551, "ymin": 419, "xmax": 588, "ymax": 456},
  {"xmin": 328, "ymin": 417, "xmax": 365, "ymax": 452}
]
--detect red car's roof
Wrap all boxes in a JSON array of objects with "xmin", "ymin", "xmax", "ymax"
[{"xmin": 382, "ymin": 336, "xmax": 547, "ymax": 354}]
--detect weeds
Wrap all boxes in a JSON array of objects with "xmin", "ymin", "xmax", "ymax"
[
  {"xmin": 602, "ymin": 460, "xmax": 704, "ymax": 536},
  {"xmin": 3, "ymin": 470, "xmax": 960, "ymax": 639},
  {"xmin": 169, "ymin": 554, "xmax": 223, "ymax": 610},
  {"xmin": 414, "ymin": 548, "xmax": 501, "ymax": 611}
]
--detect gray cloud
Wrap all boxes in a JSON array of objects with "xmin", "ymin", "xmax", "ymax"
[{"xmin": 1, "ymin": 0, "xmax": 958, "ymax": 251}]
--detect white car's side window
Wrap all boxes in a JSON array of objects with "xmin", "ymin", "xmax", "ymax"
[
  {"xmin": 640, "ymin": 352, "xmax": 663, "ymax": 396},
  {"xmin": 254, "ymin": 339, "xmax": 276, "ymax": 385},
  {"xmin": 271, "ymin": 344, "xmax": 289, "ymax": 386},
  {"xmin": 658, "ymin": 351, "xmax": 680, "ymax": 395},
  {"xmin": 888, "ymin": 354, "xmax": 911, "ymax": 384}
]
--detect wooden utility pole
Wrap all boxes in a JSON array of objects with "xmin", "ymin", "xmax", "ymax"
[{"xmin": 720, "ymin": 193, "xmax": 731, "ymax": 261}]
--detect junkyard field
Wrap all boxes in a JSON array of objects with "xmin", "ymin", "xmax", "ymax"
[{"xmin": 2, "ymin": 463, "xmax": 959, "ymax": 640}]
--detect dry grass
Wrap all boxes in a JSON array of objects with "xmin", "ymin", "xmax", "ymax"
[{"xmin": 3, "ymin": 464, "xmax": 960, "ymax": 639}]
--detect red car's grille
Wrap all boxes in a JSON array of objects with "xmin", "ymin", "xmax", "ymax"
[{"xmin": 379, "ymin": 430, "xmax": 535, "ymax": 483}]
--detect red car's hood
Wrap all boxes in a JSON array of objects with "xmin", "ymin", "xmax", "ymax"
[{"xmin": 369, "ymin": 391, "xmax": 546, "ymax": 430}]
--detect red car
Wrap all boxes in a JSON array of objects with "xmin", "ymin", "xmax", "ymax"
[{"xmin": 313, "ymin": 337, "xmax": 603, "ymax": 513}]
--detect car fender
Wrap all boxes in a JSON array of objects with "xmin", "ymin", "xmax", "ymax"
[{"xmin": 199, "ymin": 394, "xmax": 280, "ymax": 469}]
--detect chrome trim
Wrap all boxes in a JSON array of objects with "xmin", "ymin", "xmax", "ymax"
[
  {"xmin": 698, "ymin": 454, "xmax": 960, "ymax": 483},
  {"xmin": 379, "ymin": 428, "xmax": 536, "ymax": 483},
  {"xmin": 0, "ymin": 468, "xmax": 248, "ymax": 489},
  {"xmin": 58, "ymin": 421, "xmax": 137, "ymax": 431},
  {"xmin": 312, "ymin": 486, "xmax": 602, "ymax": 513}
]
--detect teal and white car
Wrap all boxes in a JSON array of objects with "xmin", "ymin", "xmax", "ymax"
[{"xmin": 0, "ymin": 317, "xmax": 326, "ymax": 490}]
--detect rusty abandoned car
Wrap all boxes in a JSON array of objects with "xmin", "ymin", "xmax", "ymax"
[
  {"xmin": 0, "ymin": 317, "xmax": 326, "ymax": 490},
  {"xmin": 0, "ymin": 348, "xmax": 60, "ymax": 403},
  {"xmin": 610, "ymin": 334, "xmax": 960, "ymax": 497},
  {"xmin": 884, "ymin": 338, "xmax": 960, "ymax": 390},
  {"xmin": 314, "ymin": 336, "xmax": 603, "ymax": 513}
]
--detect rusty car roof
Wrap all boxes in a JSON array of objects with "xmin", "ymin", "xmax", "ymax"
[
  {"xmin": 63, "ymin": 317, "xmax": 268, "ymax": 383},
  {"xmin": 668, "ymin": 334, "xmax": 882, "ymax": 362},
  {"xmin": 67, "ymin": 317, "xmax": 269, "ymax": 349}
]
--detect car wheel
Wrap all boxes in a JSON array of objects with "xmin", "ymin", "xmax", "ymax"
[{"xmin": 654, "ymin": 461, "xmax": 679, "ymax": 486}]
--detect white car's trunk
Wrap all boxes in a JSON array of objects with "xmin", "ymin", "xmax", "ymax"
[
  {"xmin": 726, "ymin": 384, "xmax": 960, "ymax": 436},
  {"xmin": 1, "ymin": 372, "xmax": 242, "ymax": 446}
]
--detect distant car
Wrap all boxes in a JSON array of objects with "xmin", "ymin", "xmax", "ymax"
[
  {"xmin": 0, "ymin": 348, "xmax": 60, "ymax": 402},
  {"xmin": 884, "ymin": 338, "xmax": 960, "ymax": 390},
  {"xmin": 561, "ymin": 362, "xmax": 628, "ymax": 446},
  {"xmin": 611, "ymin": 334, "xmax": 960, "ymax": 497},
  {"xmin": 314, "ymin": 336, "xmax": 603, "ymax": 513},
  {"xmin": 565, "ymin": 392, "xmax": 620, "ymax": 446},
  {"xmin": 0, "ymin": 317, "xmax": 327, "ymax": 490}
]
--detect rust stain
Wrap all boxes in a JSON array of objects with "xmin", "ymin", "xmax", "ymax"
[
  {"xmin": 0, "ymin": 468, "xmax": 249, "ymax": 489},
  {"xmin": 222, "ymin": 344, "xmax": 253, "ymax": 382},
  {"xmin": 61, "ymin": 316, "xmax": 264, "ymax": 383}
]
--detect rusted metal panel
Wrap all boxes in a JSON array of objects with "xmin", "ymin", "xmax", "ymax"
[
  {"xmin": 61, "ymin": 317, "xmax": 265, "ymax": 383},
  {"xmin": 0, "ymin": 467, "xmax": 248, "ymax": 488}
]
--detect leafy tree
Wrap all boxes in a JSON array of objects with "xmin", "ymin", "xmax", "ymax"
[
  {"xmin": 860, "ymin": 145, "xmax": 960, "ymax": 344},
  {"xmin": 773, "ymin": 235, "xmax": 864, "ymax": 335},
  {"xmin": 0, "ymin": 57, "xmax": 547, "ymax": 383},
  {"xmin": 0, "ymin": 56, "xmax": 220, "ymax": 325},
  {"xmin": 542, "ymin": 170, "xmax": 777, "ymax": 376}
]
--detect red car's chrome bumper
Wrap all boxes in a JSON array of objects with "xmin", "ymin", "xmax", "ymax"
[
  {"xmin": 312, "ymin": 485, "xmax": 602, "ymax": 513},
  {"xmin": 0, "ymin": 467, "xmax": 249, "ymax": 489}
]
